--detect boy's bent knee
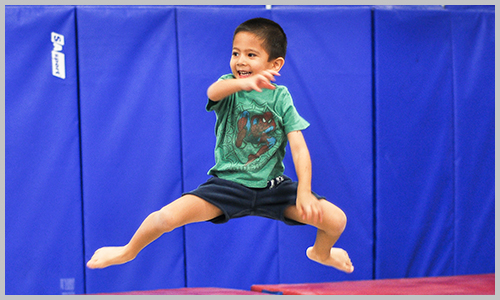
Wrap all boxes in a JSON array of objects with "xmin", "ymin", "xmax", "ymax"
[
  {"xmin": 156, "ymin": 207, "xmax": 181, "ymax": 233},
  {"xmin": 337, "ymin": 210, "xmax": 347, "ymax": 232},
  {"xmin": 324, "ymin": 204, "xmax": 347, "ymax": 234}
]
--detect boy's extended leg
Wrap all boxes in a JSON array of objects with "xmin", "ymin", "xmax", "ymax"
[
  {"xmin": 284, "ymin": 198, "xmax": 354, "ymax": 273},
  {"xmin": 86, "ymin": 195, "xmax": 223, "ymax": 269}
]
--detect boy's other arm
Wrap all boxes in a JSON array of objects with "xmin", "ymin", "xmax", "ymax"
[
  {"xmin": 206, "ymin": 70, "xmax": 280, "ymax": 101},
  {"xmin": 288, "ymin": 130, "xmax": 323, "ymax": 224}
]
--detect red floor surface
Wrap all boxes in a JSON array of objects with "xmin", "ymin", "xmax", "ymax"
[
  {"xmin": 95, "ymin": 287, "xmax": 263, "ymax": 295},
  {"xmin": 251, "ymin": 273, "xmax": 495, "ymax": 295},
  {"xmin": 92, "ymin": 273, "xmax": 494, "ymax": 295}
]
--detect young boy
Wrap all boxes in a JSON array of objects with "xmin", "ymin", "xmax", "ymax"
[{"xmin": 87, "ymin": 17, "xmax": 353, "ymax": 274}]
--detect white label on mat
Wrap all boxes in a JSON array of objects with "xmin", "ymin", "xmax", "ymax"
[{"xmin": 51, "ymin": 32, "xmax": 66, "ymax": 79}]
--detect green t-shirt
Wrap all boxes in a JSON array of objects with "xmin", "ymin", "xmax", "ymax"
[{"xmin": 206, "ymin": 74, "xmax": 310, "ymax": 188}]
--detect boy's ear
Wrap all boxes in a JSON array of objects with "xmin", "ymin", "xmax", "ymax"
[{"xmin": 271, "ymin": 57, "xmax": 285, "ymax": 72}]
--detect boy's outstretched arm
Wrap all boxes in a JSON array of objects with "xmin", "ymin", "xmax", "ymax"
[
  {"xmin": 207, "ymin": 70, "xmax": 280, "ymax": 101},
  {"xmin": 288, "ymin": 130, "xmax": 323, "ymax": 224}
]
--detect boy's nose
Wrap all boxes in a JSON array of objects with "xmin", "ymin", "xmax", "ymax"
[{"xmin": 236, "ymin": 57, "xmax": 247, "ymax": 66}]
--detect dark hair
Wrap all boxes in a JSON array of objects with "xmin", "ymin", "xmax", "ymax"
[{"xmin": 233, "ymin": 17, "xmax": 287, "ymax": 61}]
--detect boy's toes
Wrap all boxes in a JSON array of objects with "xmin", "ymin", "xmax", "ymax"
[
  {"xmin": 345, "ymin": 264, "xmax": 354, "ymax": 273},
  {"xmin": 87, "ymin": 259, "xmax": 97, "ymax": 269}
]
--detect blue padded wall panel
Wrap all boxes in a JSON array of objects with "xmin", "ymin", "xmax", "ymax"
[
  {"xmin": 451, "ymin": 10, "xmax": 495, "ymax": 275},
  {"xmin": 374, "ymin": 8, "xmax": 455, "ymax": 279},
  {"xmin": 272, "ymin": 6, "xmax": 374, "ymax": 283},
  {"xmin": 6, "ymin": 5, "xmax": 495, "ymax": 294},
  {"xmin": 445, "ymin": 5, "xmax": 495, "ymax": 11},
  {"xmin": 177, "ymin": 7, "xmax": 282, "ymax": 290},
  {"xmin": 5, "ymin": 6, "xmax": 85, "ymax": 294},
  {"xmin": 77, "ymin": 6, "xmax": 185, "ymax": 293}
]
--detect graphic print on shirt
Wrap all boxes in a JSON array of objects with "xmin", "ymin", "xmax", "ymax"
[
  {"xmin": 236, "ymin": 110, "xmax": 276, "ymax": 165},
  {"xmin": 220, "ymin": 100, "xmax": 284, "ymax": 172}
]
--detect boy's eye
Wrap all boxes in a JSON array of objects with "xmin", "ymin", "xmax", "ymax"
[
  {"xmin": 248, "ymin": 53, "xmax": 256, "ymax": 57},
  {"xmin": 232, "ymin": 52, "xmax": 239, "ymax": 57}
]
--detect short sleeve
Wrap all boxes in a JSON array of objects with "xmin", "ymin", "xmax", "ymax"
[
  {"xmin": 279, "ymin": 87, "xmax": 310, "ymax": 133},
  {"xmin": 206, "ymin": 74, "xmax": 236, "ymax": 112}
]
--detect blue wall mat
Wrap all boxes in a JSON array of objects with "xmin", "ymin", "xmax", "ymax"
[
  {"xmin": 177, "ymin": 6, "xmax": 282, "ymax": 290},
  {"xmin": 5, "ymin": 6, "xmax": 85, "ymax": 295},
  {"xmin": 445, "ymin": 5, "xmax": 495, "ymax": 11},
  {"xmin": 77, "ymin": 6, "xmax": 185, "ymax": 293},
  {"xmin": 5, "ymin": 5, "xmax": 495, "ymax": 294},
  {"xmin": 451, "ymin": 10, "xmax": 495, "ymax": 275},
  {"xmin": 374, "ymin": 8, "xmax": 455, "ymax": 279},
  {"xmin": 272, "ymin": 6, "xmax": 374, "ymax": 283}
]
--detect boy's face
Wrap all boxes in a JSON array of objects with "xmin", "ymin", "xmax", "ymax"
[{"xmin": 231, "ymin": 31, "xmax": 277, "ymax": 79}]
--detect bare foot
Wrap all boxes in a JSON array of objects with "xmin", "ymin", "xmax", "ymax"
[
  {"xmin": 306, "ymin": 246, "xmax": 354, "ymax": 273},
  {"xmin": 87, "ymin": 246, "xmax": 135, "ymax": 269}
]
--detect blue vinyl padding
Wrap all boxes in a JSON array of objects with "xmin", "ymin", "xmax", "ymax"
[
  {"xmin": 272, "ymin": 6, "xmax": 374, "ymax": 284},
  {"xmin": 76, "ymin": 6, "xmax": 185, "ymax": 293},
  {"xmin": 5, "ymin": 6, "xmax": 85, "ymax": 295},
  {"xmin": 374, "ymin": 8, "xmax": 456, "ymax": 278},
  {"xmin": 5, "ymin": 5, "xmax": 495, "ymax": 294},
  {"xmin": 450, "ymin": 10, "xmax": 495, "ymax": 275},
  {"xmin": 374, "ymin": 7, "xmax": 494, "ymax": 279}
]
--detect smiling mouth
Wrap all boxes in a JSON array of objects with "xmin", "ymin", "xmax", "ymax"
[{"xmin": 237, "ymin": 70, "xmax": 252, "ymax": 78}]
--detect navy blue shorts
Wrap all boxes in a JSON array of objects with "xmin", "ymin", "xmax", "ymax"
[{"xmin": 183, "ymin": 175, "xmax": 325, "ymax": 225}]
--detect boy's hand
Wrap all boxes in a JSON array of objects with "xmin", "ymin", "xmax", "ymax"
[
  {"xmin": 296, "ymin": 190, "xmax": 323, "ymax": 224},
  {"xmin": 241, "ymin": 70, "xmax": 280, "ymax": 92},
  {"xmin": 207, "ymin": 70, "xmax": 280, "ymax": 101}
]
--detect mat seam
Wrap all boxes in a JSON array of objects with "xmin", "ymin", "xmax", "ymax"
[{"xmin": 74, "ymin": 5, "xmax": 87, "ymax": 294}]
